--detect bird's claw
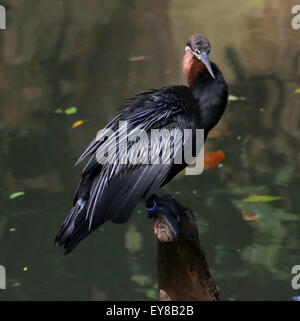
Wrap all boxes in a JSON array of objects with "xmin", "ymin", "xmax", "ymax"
[{"xmin": 146, "ymin": 195, "xmax": 181, "ymax": 238}]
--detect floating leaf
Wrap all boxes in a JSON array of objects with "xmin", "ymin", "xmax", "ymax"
[
  {"xmin": 208, "ymin": 131, "xmax": 231, "ymax": 138},
  {"xmin": 54, "ymin": 108, "xmax": 63, "ymax": 114},
  {"xmin": 242, "ymin": 195, "xmax": 282, "ymax": 202},
  {"xmin": 72, "ymin": 120, "xmax": 88, "ymax": 128},
  {"xmin": 204, "ymin": 151, "xmax": 225, "ymax": 169},
  {"xmin": 242, "ymin": 211, "xmax": 258, "ymax": 222},
  {"xmin": 228, "ymin": 95, "xmax": 245, "ymax": 101},
  {"xmin": 131, "ymin": 274, "xmax": 151, "ymax": 286},
  {"xmin": 9, "ymin": 192, "xmax": 25, "ymax": 200},
  {"xmin": 232, "ymin": 200, "xmax": 299, "ymax": 223},
  {"xmin": 294, "ymin": 88, "xmax": 300, "ymax": 94},
  {"xmin": 128, "ymin": 56, "xmax": 148, "ymax": 62},
  {"xmin": 65, "ymin": 107, "xmax": 77, "ymax": 115},
  {"xmin": 145, "ymin": 289, "xmax": 157, "ymax": 300}
]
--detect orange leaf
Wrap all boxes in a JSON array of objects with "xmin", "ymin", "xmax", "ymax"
[
  {"xmin": 208, "ymin": 131, "xmax": 231, "ymax": 138},
  {"xmin": 128, "ymin": 56, "xmax": 148, "ymax": 62},
  {"xmin": 72, "ymin": 120, "xmax": 88, "ymax": 128},
  {"xmin": 242, "ymin": 211, "xmax": 258, "ymax": 222},
  {"xmin": 204, "ymin": 151, "xmax": 225, "ymax": 169}
]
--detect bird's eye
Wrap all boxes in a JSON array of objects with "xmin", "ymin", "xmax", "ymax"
[{"xmin": 194, "ymin": 49, "xmax": 201, "ymax": 55}]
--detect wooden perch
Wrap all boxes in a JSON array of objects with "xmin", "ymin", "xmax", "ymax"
[{"xmin": 152, "ymin": 196, "xmax": 219, "ymax": 301}]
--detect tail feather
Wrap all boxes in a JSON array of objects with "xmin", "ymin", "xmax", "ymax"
[
  {"xmin": 55, "ymin": 199, "xmax": 89, "ymax": 253},
  {"xmin": 62, "ymin": 221, "xmax": 90, "ymax": 254},
  {"xmin": 55, "ymin": 164, "xmax": 172, "ymax": 254}
]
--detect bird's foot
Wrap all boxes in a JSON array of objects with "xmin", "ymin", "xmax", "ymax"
[{"xmin": 146, "ymin": 195, "xmax": 181, "ymax": 241}]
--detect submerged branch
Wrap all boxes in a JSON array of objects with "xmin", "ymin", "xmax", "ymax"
[{"xmin": 152, "ymin": 196, "xmax": 219, "ymax": 301}]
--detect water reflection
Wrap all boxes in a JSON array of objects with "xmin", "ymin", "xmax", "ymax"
[{"xmin": 0, "ymin": 0, "xmax": 299, "ymax": 300}]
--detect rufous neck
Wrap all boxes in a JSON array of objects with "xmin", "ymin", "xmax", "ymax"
[{"xmin": 182, "ymin": 50, "xmax": 207, "ymax": 88}]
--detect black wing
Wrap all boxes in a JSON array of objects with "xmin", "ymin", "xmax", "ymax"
[{"xmin": 56, "ymin": 86, "xmax": 196, "ymax": 253}]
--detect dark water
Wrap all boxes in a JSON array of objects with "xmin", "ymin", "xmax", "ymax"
[{"xmin": 0, "ymin": 0, "xmax": 300, "ymax": 301}]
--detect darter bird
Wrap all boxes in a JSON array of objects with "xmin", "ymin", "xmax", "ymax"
[{"xmin": 55, "ymin": 34, "xmax": 228, "ymax": 253}]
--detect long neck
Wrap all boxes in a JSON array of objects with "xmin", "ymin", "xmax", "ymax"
[
  {"xmin": 182, "ymin": 50, "xmax": 210, "ymax": 88},
  {"xmin": 183, "ymin": 52, "xmax": 228, "ymax": 131}
]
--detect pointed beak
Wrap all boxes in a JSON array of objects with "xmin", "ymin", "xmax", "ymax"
[{"xmin": 194, "ymin": 52, "xmax": 215, "ymax": 79}]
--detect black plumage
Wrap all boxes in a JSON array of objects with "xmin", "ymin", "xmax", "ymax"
[{"xmin": 56, "ymin": 35, "xmax": 228, "ymax": 253}]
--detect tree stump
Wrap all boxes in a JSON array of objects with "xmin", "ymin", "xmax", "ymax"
[{"xmin": 152, "ymin": 196, "xmax": 219, "ymax": 301}]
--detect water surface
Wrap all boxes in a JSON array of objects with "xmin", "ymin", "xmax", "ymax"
[{"xmin": 0, "ymin": 0, "xmax": 300, "ymax": 300}]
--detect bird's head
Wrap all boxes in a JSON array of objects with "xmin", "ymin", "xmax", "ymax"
[{"xmin": 183, "ymin": 34, "xmax": 215, "ymax": 87}]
